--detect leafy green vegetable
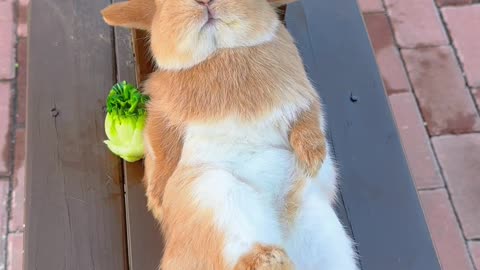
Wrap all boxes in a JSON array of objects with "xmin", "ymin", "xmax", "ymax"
[{"xmin": 104, "ymin": 81, "xmax": 149, "ymax": 162}]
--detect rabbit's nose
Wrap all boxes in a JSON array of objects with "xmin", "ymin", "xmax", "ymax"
[{"xmin": 195, "ymin": 0, "xmax": 211, "ymax": 6}]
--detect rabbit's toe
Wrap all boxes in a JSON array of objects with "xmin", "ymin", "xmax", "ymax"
[{"xmin": 234, "ymin": 244, "xmax": 294, "ymax": 270}]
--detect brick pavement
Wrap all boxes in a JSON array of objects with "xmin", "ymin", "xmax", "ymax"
[
  {"xmin": 0, "ymin": 0, "xmax": 27, "ymax": 269},
  {"xmin": 0, "ymin": 0, "xmax": 479, "ymax": 269},
  {"xmin": 361, "ymin": 0, "xmax": 480, "ymax": 269}
]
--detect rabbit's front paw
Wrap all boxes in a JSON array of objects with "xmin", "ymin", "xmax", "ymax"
[{"xmin": 291, "ymin": 134, "xmax": 326, "ymax": 177}]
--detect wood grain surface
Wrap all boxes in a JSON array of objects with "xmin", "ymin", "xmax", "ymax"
[{"xmin": 25, "ymin": 0, "xmax": 128, "ymax": 269}]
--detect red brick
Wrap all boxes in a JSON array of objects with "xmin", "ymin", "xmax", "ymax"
[
  {"xmin": 0, "ymin": 181, "xmax": 10, "ymax": 266},
  {"xmin": 384, "ymin": 0, "xmax": 449, "ymax": 48},
  {"xmin": 443, "ymin": 5, "xmax": 480, "ymax": 87},
  {"xmin": 419, "ymin": 189, "xmax": 474, "ymax": 270},
  {"xmin": 7, "ymin": 233, "xmax": 24, "ymax": 270},
  {"xmin": 469, "ymin": 241, "xmax": 480, "ymax": 270},
  {"xmin": 0, "ymin": 1, "xmax": 16, "ymax": 80},
  {"xmin": 402, "ymin": 46, "xmax": 480, "ymax": 136},
  {"xmin": 364, "ymin": 13, "xmax": 410, "ymax": 95},
  {"xmin": 0, "ymin": 82, "xmax": 12, "ymax": 175},
  {"xmin": 16, "ymin": 38, "xmax": 27, "ymax": 125},
  {"xmin": 432, "ymin": 134, "xmax": 480, "ymax": 239},
  {"xmin": 358, "ymin": 0, "xmax": 384, "ymax": 13},
  {"xmin": 10, "ymin": 129, "xmax": 25, "ymax": 233},
  {"xmin": 17, "ymin": 0, "xmax": 29, "ymax": 37},
  {"xmin": 437, "ymin": 0, "xmax": 473, "ymax": 6},
  {"xmin": 389, "ymin": 93, "xmax": 443, "ymax": 189}
]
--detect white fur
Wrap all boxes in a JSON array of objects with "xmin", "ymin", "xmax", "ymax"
[
  {"xmin": 192, "ymin": 169, "xmax": 284, "ymax": 268},
  {"xmin": 181, "ymin": 106, "xmax": 299, "ymax": 209},
  {"xmin": 286, "ymin": 175, "xmax": 358, "ymax": 270},
  {"xmin": 155, "ymin": 17, "xmax": 280, "ymax": 71},
  {"xmin": 315, "ymin": 151, "xmax": 339, "ymax": 202},
  {"xmin": 215, "ymin": 19, "xmax": 279, "ymax": 50},
  {"xmin": 178, "ymin": 104, "xmax": 357, "ymax": 269},
  {"xmin": 284, "ymin": 151, "xmax": 358, "ymax": 269}
]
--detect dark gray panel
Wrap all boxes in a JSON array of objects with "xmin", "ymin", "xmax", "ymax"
[{"xmin": 286, "ymin": 1, "xmax": 441, "ymax": 269}]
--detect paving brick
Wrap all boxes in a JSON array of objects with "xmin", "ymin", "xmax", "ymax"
[
  {"xmin": 10, "ymin": 129, "xmax": 25, "ymax": 233},
  {"xmin": 469, "ymin": 241, "xmax": 480, "ymax": 270},
  {"xmin": 437, "ymin": 0, "xmax": 473, "ymax": 6},
  {"xmin": 0, "ymin": 82, "xmax": 12, "ymax": 175},
  {"xmin": 17, "ymin": 0, "xmax": 29, "ymax": 37},
  {"xmin": 16, "ymin": 38, "xmax": 27, "ymax": 126},
  {"xmin": 432, "ymin": 134, "xmax": 480, "ymax": 239},
  {"xmin": 443, "ymin": 5, "xmax": 480, "ymax": 87},
  {"xmin": 358, "ymin": 0, "xmax": 384, "ymax": 13},
  {"xmin": 0, "ymin": 181, "xmax": 10, "ymax": 267},
  {"xmin": 7, "ymin": 233, "xmax": 24, "ymax": 270},
  {"xmin": 389, "ymin": 93, "xmax": 443, "ymax": 189},
  {"xmin": 419, "ymin": 189, "xmax": 474, "ymax": 270},
  {"xmin": 384, "ymin": 0, "xmax": 449, "ymax": 48},
  {"xmin": 402, "ymin": 46, "xmax": 480, "ymax": 136},
  {"xmin": 0, "ymin": 1, "xmax": 16, "ymax": 80},
  {"xmin": 364, "ymin": 13, "xmax": 410, "ymax": 95}
]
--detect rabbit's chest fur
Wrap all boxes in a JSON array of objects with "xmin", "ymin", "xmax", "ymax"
[{"xmin": 179, "ymin": 103, "xmax": 303, "ymax": 203}]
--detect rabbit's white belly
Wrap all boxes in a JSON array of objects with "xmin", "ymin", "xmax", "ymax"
[{"xmin": 180, "ymin": 118, "xmax": 296, "ymax": 201}]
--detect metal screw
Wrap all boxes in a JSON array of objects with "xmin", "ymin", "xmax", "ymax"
[
  {"xmin": 350, "ymin": 93, "xmax": 359, "ymax": 103},
  {"xmin": 50, "ymin": 107, "xmax": 59, "ymax": 117}
]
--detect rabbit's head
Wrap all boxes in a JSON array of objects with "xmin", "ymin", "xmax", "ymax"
[{"xmin": 102, "ymin": 0, "xmax": 297, "ymax": 70}]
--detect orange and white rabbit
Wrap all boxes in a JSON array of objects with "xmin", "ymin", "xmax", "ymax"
[{"xmin": 102, "ymin": 0, "xmax": 358, "ymax": 269}]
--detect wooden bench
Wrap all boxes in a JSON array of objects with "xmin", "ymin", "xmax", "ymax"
[{"xmin": 25, "ymin": 0, "xmax": 442, "ymax": 269}]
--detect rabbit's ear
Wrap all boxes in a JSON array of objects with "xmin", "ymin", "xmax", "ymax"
[
  {"xmin": 268, "ymin": 0, "xmax": 299, "ymax": 7},
  {"xmin": 101, "ymin": 0, "xmax": 156, "ymax": 31}
]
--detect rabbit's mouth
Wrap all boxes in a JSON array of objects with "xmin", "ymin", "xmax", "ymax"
[
  {"xmin": 200, "ymin": 17, "xmax": 219, "ymax": 32},
  {"xmin": 206, "ymin": 17, "xmax": 219, "ymax": 26},
  {"xmin": 201, "ymin": 5, "xmax": 222, "ymax": 28},
  {"xmin": 201, "ymin": 11, "xmax": 229, "ymax": 31}
]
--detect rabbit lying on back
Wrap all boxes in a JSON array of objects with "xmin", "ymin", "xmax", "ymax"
[{"xmin": 102, "ymin": 0, "xmax": 358, "ymax": 269}]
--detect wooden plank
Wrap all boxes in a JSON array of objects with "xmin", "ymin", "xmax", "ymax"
[
  {"xmin": 114, "ymin": 22, "xmax": 164, "ymax": 270},
  {"xmin": 285, "ymin": 1, "xmax": 441, "ymax": 269},
  {"xmin": 123, "ymin": 163, "xmax": 164, "ymax": 270},
  {"xmin": 24, "ymin": 0, "xmax": 128, "ymax": 269}
]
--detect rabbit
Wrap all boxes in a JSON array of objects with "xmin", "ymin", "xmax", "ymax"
[{"xmin": 101, "ymin": 0, "xmax": 358, "ymax": 269}]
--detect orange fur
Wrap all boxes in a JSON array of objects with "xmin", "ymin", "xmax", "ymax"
[
  {"xmin": 144, "ymin": 26, "xmax": 317, "ymax": 125},
  {"xmin": 149, "ymin": 0, "xmax": 281, "ymax": 69},
  {"xmin": 282, "ymin": 176, "xmax": 307, "ymax": 231},
  {"xmin": 143, "ymin": 112, "xmax": 183, "ymax": 221},
  {"xmin": 142, "ymin": 26, "xmax": 319, "ymax": 221},
  {"xmin": 101, "ymin": 0, "xmax": 155, "ymax": 31},
  {"xmin": 234, "ymin": 245, "xmax": 294, "ymax": 270},
  {"xmin": 289, "ymin": 102, "xmax": 326, "ymax": 177},
  {"xmin": 101, "ymin": 0, "xmax": 328, "ymax": 269},
  {"xmin": 161, "ymin": 166, "xmax": 227, "ymax": 270}
]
